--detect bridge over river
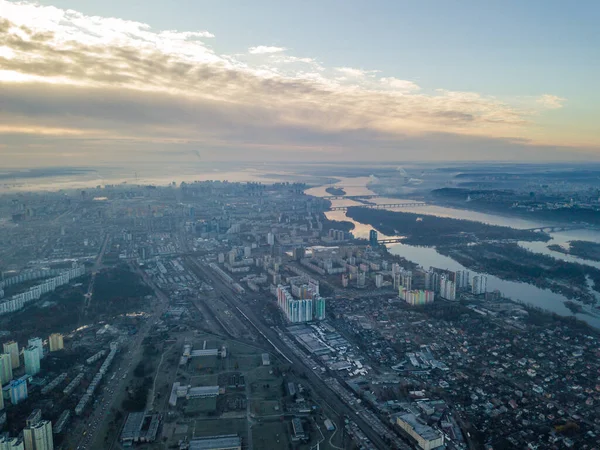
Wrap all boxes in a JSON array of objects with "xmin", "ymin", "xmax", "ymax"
[
  {"xmin": 524, "ymin": 225, "xmax": 587, "ymax": 233},
  {"xmin": 329, "ymin": 202, "xmax": 426, "ymax": 211}
]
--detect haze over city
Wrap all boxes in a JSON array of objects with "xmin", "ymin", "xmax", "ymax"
[
  {"xmin": 3, "ymin": 3, "xmax": 600, "ymax": 450},
  {"xmin": 1, "ymin": 0, "xmax": 599, "ymax": 169}
]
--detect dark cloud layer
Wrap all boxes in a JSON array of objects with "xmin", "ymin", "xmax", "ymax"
[{"xmin": 0, "ymin": 5, "xmax": 592, "ymax": 167}]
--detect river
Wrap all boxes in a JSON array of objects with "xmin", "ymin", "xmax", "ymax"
[{"xmin": 307, "ymin": 177, "xmax": 600, "ymax": 329}]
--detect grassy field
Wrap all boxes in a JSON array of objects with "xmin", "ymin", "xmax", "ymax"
[
  {"xmin": 189, "ymin": 373, "xmax": 219, "ymax": 386},
  {"xmin": 228, "ymin": 340, "xmax": 265, "ymax": 355},
  {"xmin": 247, "ymin": 365, "xmax": 283, "ymax": 399},
  {"xmin": 184, "ymin": 396, "xmax": 218, "ymax": 415},
  {"xmin": 165, "ymin": 333, "xmax": 293, "ymax": 448},
  {"xmin": 191, "ymin": 418, "xmax": 248, "ymax": 441},
  {"xmin": 251, "ymin": 399, "xmax": 281, "ymax": 417},
  {"xmin": 188, "ymin": 355, "xmax": 221, "ymax": 374},
  {"xmin": 252, "ymin": 421, "xmax": 290, "ymax": 450},
  {"xmin": 229, "ymin": 354, "xmax": 260, "ymax": 371}
]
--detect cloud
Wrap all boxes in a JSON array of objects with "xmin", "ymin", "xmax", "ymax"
[
  {"xmin": 0, "ymin": 0, "xmax": 587, "ymax": 168},
  {"xmin": 270, "ymin": 55, "xmax": 316, "ymax": 65},
  {"xmin": 248, "ymin": 45, "xmax": 286, "ymax": 54},
  {"xmin": 537, "ymin": 94, "xmax": 566, "ymax": 109},
  {"xmin": 380, "ymin": 77, "xmax": 420, "ymax": 92},
  {"xmin": 335, "ymin": 67, "xmax": 380, "ymax": 78}
]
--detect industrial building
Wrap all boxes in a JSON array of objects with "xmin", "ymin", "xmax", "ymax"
[
  {"xmin": 187, "ymin": 435, "xmax": 242, "ymax": 450},
  {"xmin": 396, "ymin": 413, "xmax": 444, "ymax": 450},
  {"xmin": 291, "ymin": 418, "xmax": 306, "ymax": 441},
  {"xmin": 119, "ymin": 412, "xmax": 160, "ymax": 446},
  {"xmin": 187, "ymin": 386, "xmax": 220, "ymax": 399},
  {"xmin": 169, "ymin": 382, "xmax": 219, "ymax": 407}
]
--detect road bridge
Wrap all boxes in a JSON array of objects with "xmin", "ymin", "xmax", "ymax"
[
  {"xmin": 321, "ymin": 194, "xmax": 381, "ymax": 200},
  {"xmin": 524, "ymin": 225, "xmax": 586, "ymax": 233},
  {"xmin": 330, "ymin": 202, "xmax": 426, "ymax": 211},
  {"xmin": 377, "ymin": 238, "xmax": 405, "ymax": 244}
]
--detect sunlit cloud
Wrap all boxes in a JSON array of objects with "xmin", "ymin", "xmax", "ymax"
[
  {"xmin": 537, "ymin": 94, "xmax": 566, "ymax": 109},
  {"xmin": 248, "ymin": 45, "xmax": 286, "ymax": 54},
  {"xmin": 0, "ymin": 0, "xmax": 591, "ymax": 167},
  {"xmin": 335, "ymin": 67, "xmax": 380, "ymax": 78},
  {"xmin": 380, "ymin": 77, "xmax": 420, "ymax": 93}
]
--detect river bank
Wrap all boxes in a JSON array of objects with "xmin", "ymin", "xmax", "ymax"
[
  {"xmin": 437, "ymin": 242, "xmax": 600, "ymax": 304},
  {"xmin": 346, "ymin": 207, "xmax": 548, "ymax": 246},
  {"xmin": 306, "ymin": 177, "xmax": 600, "ymax": 328},
  {"xmin": 548, "ymin": 240, "xmax": 600, "ymax": 263}
]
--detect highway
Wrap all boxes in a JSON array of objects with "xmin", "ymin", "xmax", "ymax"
[
  {"xmin": 186, "ymin": 258, "xmax": 396, "ymax": 450},
  {"xmin": 77, "ymin": 265, "xmax": 169, "ymax": 450}
]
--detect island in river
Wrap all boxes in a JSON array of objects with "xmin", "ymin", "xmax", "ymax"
[
  {"xmin": 548, "ymin": 240, "xmax": 600, "ymax": 263},
  {"xmin": 337, "ymin": 207, "xmax": 599, "ymax": 305},
  {"xmin": 438, "ymin": 242, "xmax": 600, "ymax": 304},
  {"xmin": 346, "ymin": 207, "xmax": 549, "ymax": 245},
  {"xmin": 325, "ymin": 186, "xmax": 347, "ymax": 196}
]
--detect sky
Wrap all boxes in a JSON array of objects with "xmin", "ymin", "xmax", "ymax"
[{"xmin": 0, "ymin": 0, "xmax": 599, "ymax": 168}]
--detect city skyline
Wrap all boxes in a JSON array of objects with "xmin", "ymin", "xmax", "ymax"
[{"xmin": 1, "ymin": 0, "xmax": 599, "ymax": 168}]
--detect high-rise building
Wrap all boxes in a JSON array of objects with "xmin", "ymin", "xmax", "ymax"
[
  {"xmin": 341, "ymin": 274, "xmax": 349, "ymax": 288},
  {"xmin": 369, "ymin": 230, "xmax": 378, "ymax": 247},
  {"xmin": 26, "ymin": 409, "xmax": 42, "ymax": 427},
  {"xmin": 357, "ymin": 271, "xmax": 366, "ymax": 288},
  {"xmin": 0, "ymin": 388, "xmax": 4, "ymax": 410},
  {"xmin": 0, "ymin": 353, "xmax": 13, "ymax": 385},
  {"xmin": 8, "ymin": 378, "xmax": 27, "ymax": 404},
  {"xmin": 23, "ymin": 419, "xmax": 53, "ymax": 450},
  {"xmin": 439, "ymin": 275, "xmax": 456, "ymax": 301},
  {"xmin": 424, "ymin": 270, "xmax": 440, "ymax": 292},
  {"xmin": 472, "ymin": 275, "xmax": 488, "ymax": 295},
  {"xmin": 401, "ymin": 270, "xmax": 412, "ymax": 291},
  {"xmin": 24, "ymin": 347, "xmax": 41, "ymax": 376},
  {"xmin": 292, "ymin": 247, "xmax": 305, "ymax": 260},
  {"xmin": 455, "ymin": 270, "xmax": 470, "ymax": 289},
  {"xmin": 401, "ymin": 289, "xmax": 435, "ymax": 305},
  {"xmin": 275, "ymin": 286, "xmax": 313, "ymax": 323},
  {"xmin": 27, "ymin": 338, "xmax": 43, "ymax": 360},
  {"xmin": 375, "ymin": 273, "xmax": 384, "ymax": 288},
  {"xmin": 228, "ymin": 250, "xmax": 236, "ymax": 266},
  {"xmin": 313, "ymin": 296, "xmax": 326, "ymax": 321},
  {"xmin": 2, "ymin": 342, "xmax": 19, "ymax": 369},
  {"xmin": 0, "ymin": 435, "xmax": 24, "ymax": 449},
  {"xmin": 267, "ymin": 232, "xmax": 275, "ymax": 246},
  {"xmin": 48, "ymin": 334, "xmax": 63, "ymax": 352},
  {"xmin": 308, "ymin": 278, "xmax": 319, "ymax": 296}
]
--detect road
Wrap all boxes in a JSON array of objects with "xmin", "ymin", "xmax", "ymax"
[
  {"xmin": 82, "ymin": 233, "xmax": 110, "ymax": 320},
  {"xmin": 187, "ymin": 259, "xmax": 394, "ymax": 450},
  {"xmin": 77, "ymin": 265, "xmax": 169, "ymax": 450}
]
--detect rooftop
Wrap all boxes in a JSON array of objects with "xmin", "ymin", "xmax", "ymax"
[
  {"xmin": 188, "ymin": 435, "xmax": 241, "ymax": 450},
  {"xmin": 397, "ymin": 413, "xmax": 443, "ymax": 442}
]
